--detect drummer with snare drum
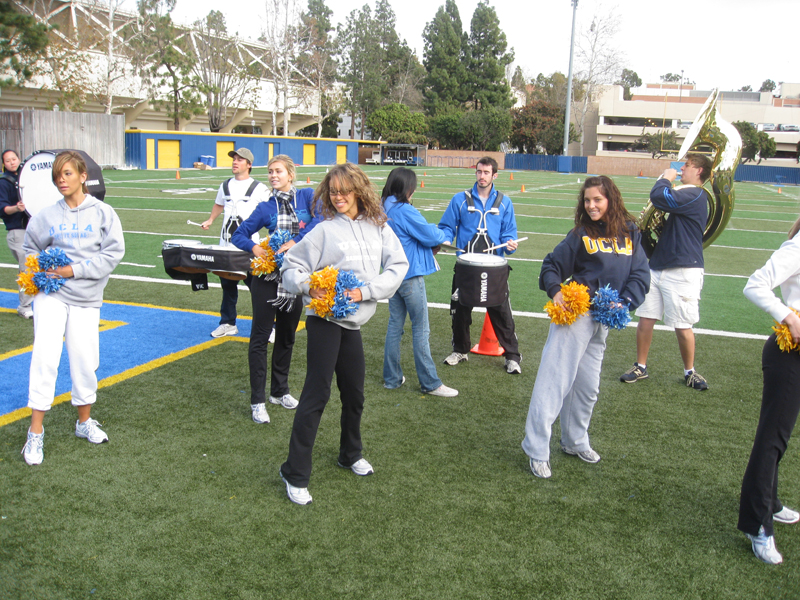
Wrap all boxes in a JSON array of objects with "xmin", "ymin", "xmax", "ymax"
[{"xmin": 438, "ymin": 156, "xmax": 522, "ymax": 375}]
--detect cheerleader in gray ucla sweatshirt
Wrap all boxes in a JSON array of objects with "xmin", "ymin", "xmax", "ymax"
[
  {"xmin": 522, "ymin": 176, "xmax": 649, "ymax": 479},
  {"xmin": 278, "ymin": 163, "xmax": 408, "ymax": 505}
]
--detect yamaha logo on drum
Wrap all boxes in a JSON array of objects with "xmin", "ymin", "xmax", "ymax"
[
  {"xmin": 480, "ymin": 271, "xmax": 488, "ymax": 302},
  {"xmin": 30, "ymin": 161, "xmax": 53, "ymax": 171},
  {"xmin": 190, "ymin": 253, "xmax": 215, "ymax": 263}
]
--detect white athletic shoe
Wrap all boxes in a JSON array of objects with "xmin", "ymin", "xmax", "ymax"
[
  {"xmin": 280, "ymin": 471, "xmax": 312, "ymax": 505},
  {"xmin": 17, "ymin": 306, "xmax": 33, "ymax": 319},
  {"xmin": 75, "ymin": 419, "xmax": 108, "ymax": 444},
  {"xmin": 338, "ymin": 457, "xmax": 374, "ymax": 476},
  {"xmin": 773, "ymin": 506, "xmax": 800, "ymax": 524},
  {"xmin": 211, "ymin": 324, "xmax": 238, "ymax": 338},
  {"xmin": 269, "ymin": 394, "xmax": 299, "ymax": 410},
  {"xmin": 561, "ymin": 445, "xmax": 601, "ymax": 464},
  {"xmin": 746, "ymin": 526, "xmax": 783, "ymax": 564},
  {"xmin": 505, "ymin": 359, "xmax": 522, "ymax": 374},
  {"xmin": 530, "ymin": 458, "xmax": 551, "ymax": 479},
  {"xmin": 426, "ymin": 384, "xmax": 459, "ymax": 397},
  {"xmin": 443, "ymin": 352, "xmax": 468, "ymax": 366},
  {"xmin": 22, "ymin": 428, "xmax": 44, "ymax": 465},
  {"xmin": 251, "ymin": 403, "xmax": 270, "ymax": 423}
]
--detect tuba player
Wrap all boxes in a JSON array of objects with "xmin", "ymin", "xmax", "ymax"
[{"xmin": 620, "ymin": 153, "xmax": 712, "ymax": 390}]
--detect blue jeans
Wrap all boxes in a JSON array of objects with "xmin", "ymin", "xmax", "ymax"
[{"xmin": 383, "ymin": 276, "xmax": 442, "ymax": 392}]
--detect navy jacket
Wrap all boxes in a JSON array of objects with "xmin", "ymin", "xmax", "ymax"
[
  {"xmin": 231, "ymin": 187, "xmax": 318, "ymax": 252},
  {"xmin": 648, "ymin": 178, "xmax": 707, "ymax": 270},
  {"xmin": 0, "ymin": 170, "xmax": 24, "ymax": 231}
]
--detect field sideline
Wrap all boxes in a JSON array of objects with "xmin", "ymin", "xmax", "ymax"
[{"xmin": 1, "ymin": 165, "xmax": 799, "ymax": 599}]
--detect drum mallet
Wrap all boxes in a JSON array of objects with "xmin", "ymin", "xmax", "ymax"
[
  {"xmin": 483, "ymin": 237, "xmax": 528, "ymax": 253},
  {"xmin": 187, "ymin": 220, "xmax": 204, "ymax": 227}
]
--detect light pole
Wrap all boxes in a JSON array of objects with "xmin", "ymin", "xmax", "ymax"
[
  {"xmin": 679, "ymin": 69, "xmax": 684, "ymax": 103},
  {"xmin": 563, "ymin": 0, "xmax": 579, "ymax": 156}
]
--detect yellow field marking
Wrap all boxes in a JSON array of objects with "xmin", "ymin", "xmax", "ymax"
[{"xmin": 0, "ymin": 319, "xmax": 128, "ymax": 362}]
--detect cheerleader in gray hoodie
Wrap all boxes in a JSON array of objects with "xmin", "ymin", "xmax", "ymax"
[
  {"xmin": 20, "ymin": 151, "xmax": 125, "ymax": 466},
  {"xmin": 278, "ymin": 163, "xmax": 408, "ymax": 505}
]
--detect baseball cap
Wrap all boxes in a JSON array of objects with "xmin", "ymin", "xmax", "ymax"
[{"xmin": 228, "ymin": 147, "xmax": 254, "ymax": 163}]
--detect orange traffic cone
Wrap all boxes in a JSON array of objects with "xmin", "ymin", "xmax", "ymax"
[
  {"xmin": 639, "ymin": 170, "xmax": 643, "ymax": 177},
  {"xmin": 521, "ymin": 184, "xmax": 526, "ymax": 192},
  {"xmin": 176, "ymin": 170, "xmax": 180, "ymax": 179},
  {"xmin": 424, "ymin": 171, "xmax": 427, "ymax": 176},
  {"xmin": 471, "ymin": 314, "xmax": 504, "ymax": 356},
  {"xmin": 778, "ymin": 187, "xmax": 782, "ymax": 194},
  {"xmin": 510, "ymin": 173, "xmax": 514, "ymax": 180},
  {"xmin": 306, "ymin": 176, "xmax": 311, "ymax": 184},
  {"xmin": 421, "ymin": 180, "xmax": 425, "ymax": 188}
]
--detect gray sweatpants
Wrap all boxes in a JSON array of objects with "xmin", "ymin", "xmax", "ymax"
[
  {"xmin": 522, "ymin": 314, "xmax": 608, "ymax": 462},
  {"xmin": 7, "ymin": 228, "xmax": 33, "ymax": 310}
]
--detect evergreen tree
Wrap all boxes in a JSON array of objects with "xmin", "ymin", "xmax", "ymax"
[
  {"xmin": 464, "ymin": 0, "xmax": 513, "ymax": 110},
  {"xmin": 298, "ymin": 0, "xmax": 338, "ymax": 137},
  {"xmin": 0, "ymin": 3, "xmax": 49, "ymax": 88},
  {"xmin": 422, "ymin": 0, "xmax": 466, "ymax": 115}
]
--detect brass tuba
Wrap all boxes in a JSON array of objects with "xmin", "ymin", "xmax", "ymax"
[{"xmin": 639, "ymin": 88, "xmax": 743, "ymax": 257}]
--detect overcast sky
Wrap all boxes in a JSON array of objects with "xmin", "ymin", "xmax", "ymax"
[{"xmin": 153, "ymin": 0, "xmax": 799, "ymax": 93}]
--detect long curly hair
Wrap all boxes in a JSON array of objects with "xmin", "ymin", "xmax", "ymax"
[
  {"xmin": 574, "ymin": 175, "xmax": 635, "ymax": 242},
  {"xmin": 313, "ymin": 163, "xmax": 387, "ymax": 226}
]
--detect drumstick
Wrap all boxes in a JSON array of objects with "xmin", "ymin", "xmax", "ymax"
[
  {"xmin": 187, "ymin": 220, "xmax": 204, "ymax": 227},
  {"xmin": 482, "ymin": 237, "xmax": 528, "ymax": 252}
]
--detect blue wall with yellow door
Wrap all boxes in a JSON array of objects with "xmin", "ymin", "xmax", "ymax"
[{"xmin": 125, "ymin": 130, "xmax": 362, "ymax": 169}]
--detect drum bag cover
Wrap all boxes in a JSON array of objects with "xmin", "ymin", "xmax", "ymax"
[{"xmin": 454, "ymin": 263, "xmax": 511, "ymax": 307}]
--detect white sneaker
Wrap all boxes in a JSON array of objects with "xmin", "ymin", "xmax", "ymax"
[
  {"xmin": 773, "ymin": 506, "xmax": 800, "ymax": 524},
  {"xmin": 280, "ymin": 471, "xmax": 312, "ymax": 505},
  {"xmin": 427, "ymin": 384, "xmax": 459, "ymax": 397},
  {"xmin": 269, "ymin": 394, "xmax": 299, "ymax": 409},
  {"xmin": 338, "ymin": 457, "xmax": 374, "ymax": 476},
  {"xmin": 17, "ymin": 306, "xmax": 33, "ymax": 319},
  {"xmin": 530, "ymin": 458, "xmax": 551, "ymax": 479},
  {"xmin": 383, "ymin": 376, "xmax": 405, "ymax": 389},
  {"xmin": 251, "ymin": 403, "xmax": 270, "ymax": 423},
  {"xmin": 211, "ymin": 323, "xmax": 238, "ymax": 338},
  {"xmin": 561, "ymin": 445, "xmax": 601, "ymax": 464},
  {"xmin": 443, "ymin": 352, "xmax": 468, "ymax": 366},
  {"xmin": 505, "ymin": 359, "xmax": 522, "ymax": 374},
  {"xmin": 268, "ymin": 328, "xmax": 275, "ymax": 344},
  {"xmin": 22, "ymin": 428, "xmax": 44, "ymax": 465},
  {"xmin": 746, "ymin": 526, "xmax": 783, "ymax": 564},
  {"xmin": 75, "ymin": 418, "xmax": 108, "ymax": 444}
]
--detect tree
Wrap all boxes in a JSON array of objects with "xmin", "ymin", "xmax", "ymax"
[
  {"xmin": 422, "ymin": 0, "xmax": 467, "ymax": 114},
  {"xmin": 510, "ymin": 66, "xmax": 526, "ymax": 95},
  {"xmin": 739, "ymin": 85, "xmax": 753, "ymax": 92},
  {"xmin": 191, "ymin": 10, "xmax": 260, "ymax": 132},
  {"xmin": 297, "ymin": 0, "xmax": 338, "ymax": 137},
  {"xmin": 365, "ymin": 102, "xmax": 426, "ymax": 142},
  {"xmin": 510, "ymin": 100, "xmax": 577, "ymax": 155},
  {"xmin": 529, "ymin": 72, "xmax": 574, "ymax": 107},
  {"xmin": 615, "ymin": 68, "xmax": 641, "ymax": 101},
  {"xmin": 573, "ymin": 11, "xmax": 623, "ymax": 155},
  {"xmin": 634, "ymin": 130, "xmax": 679, "ymax": 158},
  {"xmin": 760, "ymin": 79, "xmax": 776, "ymax": 93},
  {"xmin": 463, "ymin": 0, "xmax": 514, "ymax": 111},
  {"xmin": 733, "ymin": 121, "xmax": 777, "ymax": 164},
  {"xmin": 660, "ymin": 73, "xmax": 681, "ymax": 83},
  {"xmin": 460, "ymin": 105, "xmax": 511, "ymax": 151},
  {"xmin": 0, "ymin": 2, "xmax": 49, "ymax": 88},
  {"xmin": 130, "ymin": 0, "xmax": 204, "ymax": 131}
]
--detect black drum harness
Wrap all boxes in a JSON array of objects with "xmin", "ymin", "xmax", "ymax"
[{"xmin": 221, "ymin": 178, "xmax": 260, "ymax": 244}]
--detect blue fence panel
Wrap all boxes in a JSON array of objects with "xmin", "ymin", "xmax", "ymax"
[
  {"xmin": 572, "ymin": 156, "xmax": 587, "ymax": 173},
  {"xmin": 505, "ymin": 154, "xmax": 587, "ymax": 173},
  {"xmin": 734, "ymin": 164, "xmax": 800, "ymax": 185}
]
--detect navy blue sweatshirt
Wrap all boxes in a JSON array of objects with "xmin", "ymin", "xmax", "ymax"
[
  {"xmin": 539, "ymin": 223, "xmax": 650, "ymax": 310},
  {"xmin": 648, "ymin": 178, "xmax": 707, "ymax": 270}
]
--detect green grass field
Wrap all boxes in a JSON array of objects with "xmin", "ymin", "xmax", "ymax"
[{"xmin": 2, "ymin": 165, "xmax": 800, "ymax": 599}]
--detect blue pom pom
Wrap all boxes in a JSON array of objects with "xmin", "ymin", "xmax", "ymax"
[
  {"xmin": 590, "ymin": 284, "xmax": 631, "ymax": 330},
  {"xmin": 33, "ymin": 271, "xmax": 67, "ymax": 294},
  {"xmin": 330, "ymin": 270, "xmax": 364, "ymax": 319},
  {"xmin": 38, "ymin": 247, "xmax": 71, "ymax": 271},
  {"xmin": 269, "ymin": 229, "xmax": 294, "ymax": 269}
]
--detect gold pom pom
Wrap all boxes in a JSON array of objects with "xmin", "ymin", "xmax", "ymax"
[
  {"xmin": 17, "ymin": 270, "xmax": 39, "ymax": 295},
  {"xmin": 307, "ymin": 266, "xmax": 339, "ymax": 317},
  {"xmin": 773, "ymin": 308, "xmax": 800, "ymax": 352},
  {"xmin": 25, "ymin": 254, "xmax": 41, "ymax": 272},
  {"xmin": 543, "ymin": 281, "xmax": 590, "ymax": 326}
]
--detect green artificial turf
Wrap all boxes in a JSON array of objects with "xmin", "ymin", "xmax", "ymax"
[{"xmin": 1, "ymin": 167, "xmax": 799, "ymax": 599}]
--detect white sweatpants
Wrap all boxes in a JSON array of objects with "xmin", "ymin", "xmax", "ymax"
[
  {"xmin": 522, "ymin": 314, "xmax": 608, "ymax": 462},
  {"xmin": 28, "ymin": 293, "xmax": 100, "ymax": 411}
]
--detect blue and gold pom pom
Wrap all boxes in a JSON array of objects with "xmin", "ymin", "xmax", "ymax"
[
  {"xmin": 591, "ymin": 285, "xmax": 631, "ymax": 330},
  {"xmin": 16, "ymin": 248, "xmax": 71, "ymax": 295},
  {"xmin": 308, "ymin": 267, "xmax": 364, "ymax": 319}
]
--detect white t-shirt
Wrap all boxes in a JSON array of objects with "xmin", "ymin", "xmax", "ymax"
[{"xmin": 214, "ymin": 177, "xmax": 269, "ymax": 245}]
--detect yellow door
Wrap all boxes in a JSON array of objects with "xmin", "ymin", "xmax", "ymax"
[
  {"xmin": 157, "ymin": 140, "xmax": 180, "ymax": 169},
  {"xmin": 217, "ymin": 142, "xmax": 235, "ymax": 168},
  {"xmin": 302, "ymin": 144, "xmax": 316, "ymax": 165},
  {"xmin": 336, "ymin": 145, "xmax": 347, "ymax": 164},
  {"xmin": 268, "ymin": 143, "xmax": 274, "ymax": 160},
  {"xmin": 146, "ymin": 139, "xmax": 155, "ymax": 170}
]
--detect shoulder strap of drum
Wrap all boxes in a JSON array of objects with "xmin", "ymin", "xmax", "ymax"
[
  {"xmin": 490, "ymin": 191, "xmax": 504, "ymax": 214},
  {"xmin": 464, "ymin": 189, "xmax": 477, "ymax": 212},
  {"xmin": 222, "ymin": 178, "xmax": 232, "ymax": 201},
  {"xmin": 244, "ymin": 180, "xmax": 259, "ymax": 198}
]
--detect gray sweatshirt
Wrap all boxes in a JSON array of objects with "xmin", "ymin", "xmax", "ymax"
[
  {"xmin": 24, "ymin": 195, "xmax": 125, "ymax": 308},
  {"xmin": 281, "ymin": 212, "xmax": 408, "ymax": 330}
]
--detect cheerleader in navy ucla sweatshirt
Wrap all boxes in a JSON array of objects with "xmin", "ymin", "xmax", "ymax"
[{"xmin": 522, "ymin": 176, "xmax": 650, "ymax": 479}]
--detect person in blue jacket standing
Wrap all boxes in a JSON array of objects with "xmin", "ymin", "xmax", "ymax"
[
  {"xmin": 619, "ymin": 153, "xmax": 712, "ymax": 390},
  {"xmin": 382, "ymin": 167, "xmax": 457, "ymax": 397},
  {"xmin": 232, "ymin": 155, "xmax": 319, "ymax": 424},
  {"xmin": 438, "ymin": 157, "xmax": 521, "ymax": 374}
]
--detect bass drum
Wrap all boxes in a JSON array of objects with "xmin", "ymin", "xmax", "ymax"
[{"xmin": 19, "ymin": 150, "xmax": 106, "ymax": 218}]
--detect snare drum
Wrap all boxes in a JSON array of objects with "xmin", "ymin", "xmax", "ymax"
[
  {"xmin": 454, "ymin": 253, "xmax": 509, "ymax": 307},
  {"xmin": 162, "ymin": 239, "xmax": 203, "ymax": 251}
]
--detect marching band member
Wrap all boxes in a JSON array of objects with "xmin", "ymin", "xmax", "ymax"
[
  {"xmin": 278, "ymin": 163, "xmax": 407, "ymax": 505},
  {"xmin": 737, "ymin": 216, "xmax": 800, "ymax": 564},
  {"xmin": 522, "ymin": 176, "xmax": 649, "ymax": 479},
  {"xmin": 21, "ymin": 151, "xmax": 125, "ymax": 465},
  {"xmin": 231, "ymin": 155, "xmax": 318, "ymax": 424},
  {"xmin": 382, "ymin": 167, "xmax": 457, "ymax": 397},
  {"xmin": 0, "ymin": 149, "xmax": 33, "ymax": 318}
]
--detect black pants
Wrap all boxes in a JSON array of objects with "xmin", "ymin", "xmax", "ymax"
[
  {"xmin": 738, "ymin": 335, "xmax": 800, "ymax": 536},
  {"xmin": 249, "ymin": 276, "xmax": 303, "ymax": 404},
  {"xmin": 281, "ymin": 316, "xmax": 366, "ymax": 488},
  {"xmin": 219, "ymin": 274, "xmax": 251, "ymax": 325},
  {"xmin": 450, "ymin": 273, "xmax": 520, "ymax": 362}
]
